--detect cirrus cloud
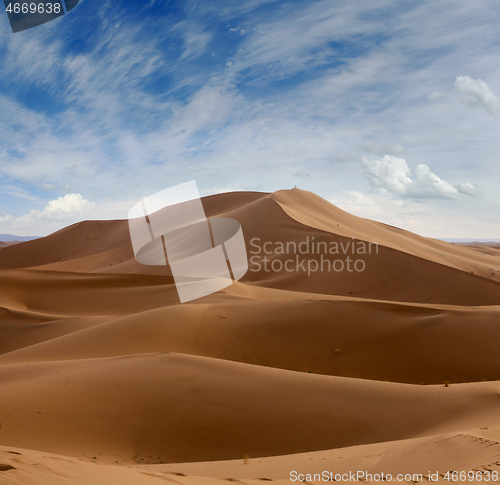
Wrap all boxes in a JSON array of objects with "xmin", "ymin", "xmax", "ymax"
[{"xmin": 455, "ymin": 75, "xmax": 499, "ymax": 117}]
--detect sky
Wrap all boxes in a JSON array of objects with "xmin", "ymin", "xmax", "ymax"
[{"xmin": 0, "ymin": 0, "xmax": 499, "ymax": 238}]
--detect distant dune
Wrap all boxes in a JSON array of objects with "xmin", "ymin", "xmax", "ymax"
[
  {"xmin": 1, "ymin": 189, "xmax": 499, "ymax": 484},
  {"xmin": 0, "ymin": 241, "xmax": 21, "ymax": 249},
  {"xmin": 0, "ymin": 234, "xmax": 39, "ymax": 242},
  {"xmin": 0, "ymin": 234, "xmax": 39, "ymax": 250}
]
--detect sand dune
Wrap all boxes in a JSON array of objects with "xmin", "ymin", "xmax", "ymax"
[
  {"xmin": 272, "ymin": 190, "xmax": 500, "ymax": 280},
  {"xmin": 2, "ymin": 293, "xmax": 500, "ymax": 384},
  {"xmin": 1, "ymin": 189, "xmax": 499, "ymax": 483},
  {"xmin": 2, "ymin": 428, "xmax": 500, "ymax": 484},
  {"xmin": 148, "ymin": 427, "xmax": 500, "ymax": 480},
  {"xmin": 1, "ymin": 353, "xmax": 500, "ymax": 462}
]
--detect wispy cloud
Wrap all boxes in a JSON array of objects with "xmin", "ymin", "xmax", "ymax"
[
  {"xmin": 455, "ymin": 75, "xmax": 499, "ymax": 117},
  {"xmin": 177, "ymin": 23, "xmax": 212, "ymax": 60},
  {"xmin": 2, "ymin": 185, "xmax": 44, "ymax": 204}
]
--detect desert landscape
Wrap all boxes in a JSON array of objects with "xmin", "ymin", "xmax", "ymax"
[{"xmin": 0, "ymin": 188, "xmax": 500, "ymax": 484}]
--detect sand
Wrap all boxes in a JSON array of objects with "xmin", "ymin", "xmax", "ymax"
[
  {"xmin": 0, "ymin": 241, "xmax": 21, "ymax": 249},
  {"xmin": 0, "ymin": 188, "xmax": 499, "ymax": 484}
]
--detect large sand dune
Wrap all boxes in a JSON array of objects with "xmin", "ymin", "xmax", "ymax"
[{"xmin": 1, "ymin": 189, "xmax": 499, "ymax": 483}]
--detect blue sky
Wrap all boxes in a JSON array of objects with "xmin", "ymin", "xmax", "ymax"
[{"xmin": 0, "ymin": 0, "xmax": 499, "ymax": 238}]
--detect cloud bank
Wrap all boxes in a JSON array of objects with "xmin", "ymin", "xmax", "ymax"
[
  {"xmin": 0, "ymin": 194, "xmax": 95, "ymax": 235},
  {"xmin": 361, "ymin": 156, "xmax": 482, "ymax": 199}
]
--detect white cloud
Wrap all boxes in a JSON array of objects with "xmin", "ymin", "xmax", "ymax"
[
  {"xmin": 455, "ymin": 75, "xmax": 499, "ymax": 117},
  {"xmin": 454, "ymin": 182, "xmax": 483, "ymax": 197},
  {"xmin": 26, "ymin": 194, "xmax": 95, "ymax": 220},
  {"xmin": 410, "ymin": 163, "xmax": 461, "ymax": 198},
  {"xmin": 178, "ymin": 24, "xmax": 212, "ymax": 60},
  {"xmin": 0, "ymin": 194, "xmax": 95, "ymax": 236},
  {"xmin": 362, "ymin": 156, "xmax": 412, "ymax": 196},
  {"xmin": 361, "ymin": 155, "xmax": 480, "ymax": 199},
  {"xmin": 0, "ymin": 213, "xmax": 15, "ymax": 225}
]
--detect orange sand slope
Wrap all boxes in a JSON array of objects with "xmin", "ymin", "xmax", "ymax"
[
  {"xmin": 2, "ymin": 427, "xmax": 500, "ymax": 485},
  {"xmin": 0, "ymin": 189, "xmax": 499, "ymax": 483},
  {"xmin": 0, "ymin": 241, "xmax": 21, "ymax": 249}
]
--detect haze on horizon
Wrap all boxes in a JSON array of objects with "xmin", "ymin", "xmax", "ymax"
[{"xmin": 0, "ymin": 0, "xmax": 498, "ymax": 239}]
